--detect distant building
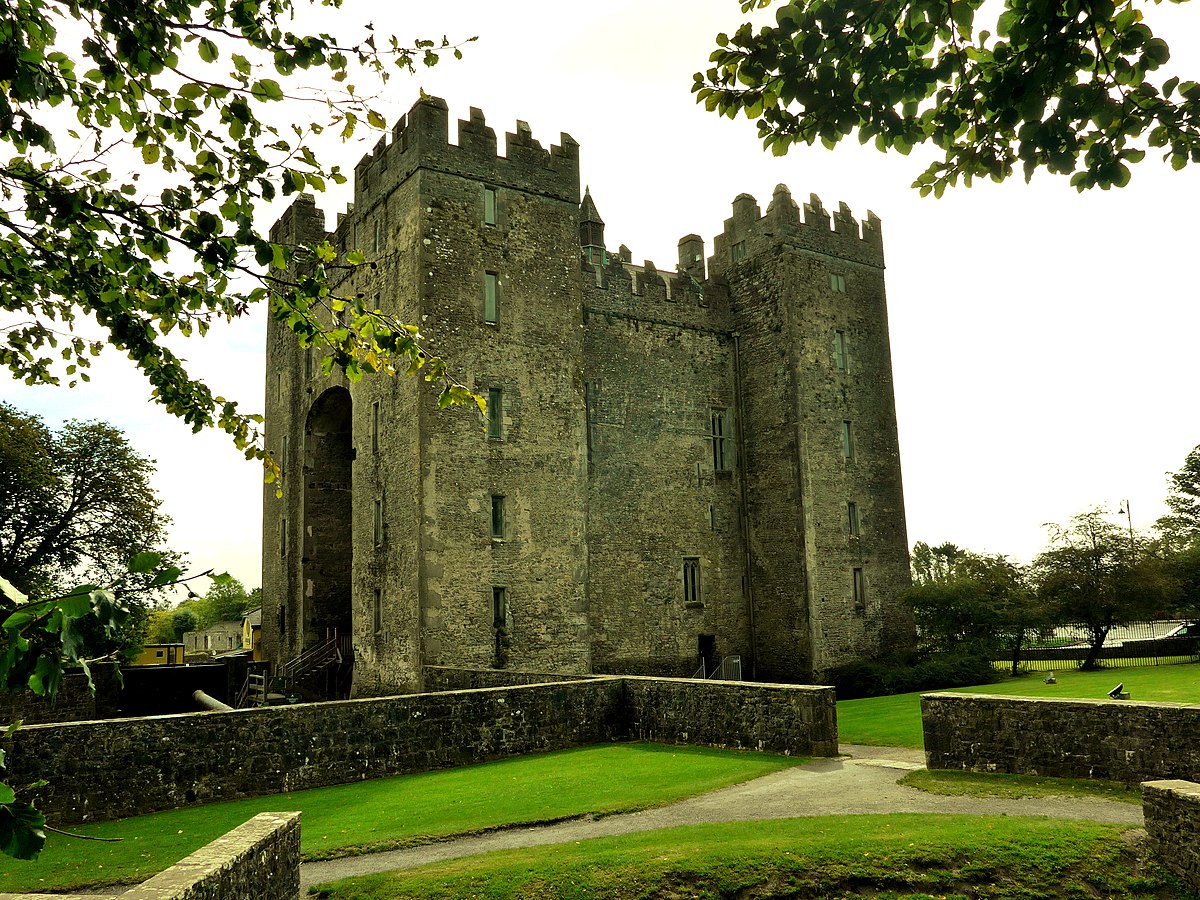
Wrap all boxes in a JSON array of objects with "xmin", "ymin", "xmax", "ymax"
[
  {"xmin": 130, "ymin": 643, "xmax": 185, "ymax": 666},
  {"xmin": 262, "ymin": 96, "xmax": 913, "ymax": 696},
  {"xmin": 243, "ymin": 608, "xmax": 263, "ymax": 662},
  {"xmin": 183, "ymin": 621, "xmax": 243, "ymax": 656}
]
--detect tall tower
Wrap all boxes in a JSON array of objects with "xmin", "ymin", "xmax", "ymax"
[
  {"xmin": 711, "ymin": 185, "xmax": 912, "ymax": 681},
  {"xmin": 263, "ymin": 99, "xmax": 590, "ymax": 696}
]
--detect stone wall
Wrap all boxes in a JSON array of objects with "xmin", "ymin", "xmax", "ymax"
[
  {"xmin": 0, "ymin": 812, "xmax": 301, "ymax": 900},
  {"xmin": 6, "ymin": 677, "xmax": 835, "ymax": 825},
  {"xmin": 624, "ymin": 676, "xmax": 838, "ymax": 756},
  {"xmin": 922, "ymin": 693, "xmax": 1200, "ymax": 783},
  {"xmin": 421, "ymin": 666, "xmax": 595, "ymax": 691},
  {"xmin": 1142, "ymin": 780, "xmax": 1200, "ymax": 893}
]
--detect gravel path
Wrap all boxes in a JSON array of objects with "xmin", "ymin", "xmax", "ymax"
[{"xmin": 299, "ymin": 744, "xmax": 1144, "ymax": 892}]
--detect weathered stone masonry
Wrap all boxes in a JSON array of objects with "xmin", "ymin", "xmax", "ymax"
[
  {"xmin": 1143, "ymin": 780, "xmax": 1200, "ymax": 893},
  {"xmin": 263, "ymin": 95, "xmax": 913, "ymax": 694},
  {"xmin": 922, "ymin": 693, "xmax": 1200, "ymax": 783},
  {"xmin": 8, "ymin": 677, "xmax": 836, "ymax": 825}
]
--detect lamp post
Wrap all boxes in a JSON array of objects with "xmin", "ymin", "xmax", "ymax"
[{"xmin": 1117, "ymin": 499, "xmax": 1135, "ymax": 553}]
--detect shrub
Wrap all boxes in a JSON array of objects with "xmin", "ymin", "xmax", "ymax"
[{"xmin": 828, "ymin": 653, "xmax": 997, "ymax": 700}]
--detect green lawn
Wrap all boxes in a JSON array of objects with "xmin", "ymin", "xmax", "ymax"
[
  {"xmin": 838, "ymin": 662, "xmax": 1200, "ymax": 749},
  {"xmin": 311, "ymin": 813, "xmax": 1194, "ymax": 899},
  {"xmin": 0, "ymin": 742, "xmax": 802, "ymax": 894},
  {"xmin": 899, "ymin": 769, "xmax": 1143, "ymax": 804}
]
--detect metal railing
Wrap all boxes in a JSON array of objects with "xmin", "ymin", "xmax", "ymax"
[
  {"xmin": 691, "ymin": 655, "xmax": 743, "ymax": 681},
  {"xmin": 278, "ymin": 630, "xmax": 348, "ymax": 690},
  {"xmin": 993, "ymin": 620, "xmax": 1199, "ymax": 672}
]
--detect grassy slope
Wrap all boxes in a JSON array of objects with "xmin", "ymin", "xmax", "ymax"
[
  {"xmin": 838, "ymin": 662, "xmax": 1200, "ymax": 749},
  {"xmin": 4, "ymin": 743, "xmax": 802, "ymax": 893},
  {"xmin": 311, "ymin": 814, "xmax": 1193, "ymax": 900}
]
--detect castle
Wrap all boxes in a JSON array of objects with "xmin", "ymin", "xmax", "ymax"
[{"xmin": 262, "ymin": 96, "xmax": 913, "ymax": 695}]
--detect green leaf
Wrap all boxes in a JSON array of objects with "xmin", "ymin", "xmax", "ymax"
[
  {"xmin": 128, "ymin": 551, "xmax": 162, "ymax": 574},
  {"xmin": 197, "ymin": 38, "xmax": 218, "ymax": 63},
  {"xmin": 0, "ymin": 801, "xmax": 46, "ymax": 860}
]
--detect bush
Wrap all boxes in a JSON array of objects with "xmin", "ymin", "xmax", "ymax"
[{"xmin": 828, "ymin": 653, "xmax": 997, "ymax": 700}]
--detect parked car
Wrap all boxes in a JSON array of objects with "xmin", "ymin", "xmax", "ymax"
[{"xmin": 1163, "ymin": 622, "xmax": 1199, "ymax": 639}]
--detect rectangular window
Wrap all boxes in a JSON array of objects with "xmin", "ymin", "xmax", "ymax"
[
  {"xmin": 373, "ymin": 497, "xmax": 384, "ymax": 547},
  {"xmin": 834, "ymin": 330, "xmax": 847, "ymax": 371},
  {"xmin": 280, "ymin": 518, "xmax": 287, "ymax": 557},
  {"xmin": 711, "ymin": 409, "xmax": 729, "ymax": 472},
  {"xmin": 830, "ymin": 272, "xmax": 846, "ymax": 292},
  {"xmin": 841, "ymin": 420, "xmax": 855, "ymax": 460},
  {"xmin": 484, "ymin": 187, "xmax": 497, "ymax": 225},
  {"xmin": 371, "ymin": 401, "xmax": 380, "ymax": 454},
  {"xmin": 491, "ymin": 586, "xmax": 507, "ymax": 629},
  {"xmin": 484, "ymin": 272, "xmax": 499, "ymax": 324},
  {"xmin": 373, "ymin": 588, "xmax": 383, "ymax": 634},
  {"xmin": 853, "ymin": 567, "xmax": 866, "ymax": 610},
  {"xmin": 683, "ymin": 557, "xmax": 701, "ymax": 606},
  {"xmin": 486, "ymin": 388, "xmax": 503, "ymax": 440},
  {"xmin": 848, "ymin": 501, "xmax": 860, "ymax": 537},
  {"xmin": 491, "ymin": 494, "xmax": 505, "ymax": 540},
  {"xmin": 731, "ymin": 241, "xmax": 746, "ymax": 262}
]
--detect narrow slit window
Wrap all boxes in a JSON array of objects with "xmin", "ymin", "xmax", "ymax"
[
  {"xmin": 853, "ymin": 567, "xmax": 866, "ymax": 610},
  {"xmin": 484, "ymin": 187, "xmax": 497, "ymax": 226},
  {"xmin": 486, "ymin": 388, "xmax": 503, "ymax": 440},
  {"xmin": 373, "ymin": 218, "xmax": 383, "ymax": 253},
  {"xmin": 373, "ymin": 497, "xmax": 384, "ymax": 547},
  {"xmin": 280, "ymin": 435, "xmax": 288, "ymax": 476},
  {"xmin": 373, "ymin": 588, "xmax": 383, "ymax": 634},
  {"xmin": 491, "ymin": 494, "xmax": 505, "ymax": 540},
  {"xmin": 841, "ymin": 420, "xmax": 855, "ymax": 460},
  {"xmin": 279, "ymin": 518, "xmax": 287, "ymax": 558},
  {"xmin": 848, "ymin": 501, "xmax": 860, "ymax": 537},
  {"xmin": 491, "ymin": 586, "xmax": 507, "ymax": 629},
  {"xmin": 834, "ymin": 330, "xmax": 847, "ymax": 371},
  {"xmin": 371, "ymin": 401, "xmax": 380, "ymax": 454},
  {"xmin": 683, "ymin": 557, "xmax": 701, "ymax": 606},
  {"xmin": 711, "ymin": 409, "xmax": 729, "ymax": 472},
  {"xmin": 484, "ymin": 272, "xmax": 499, "ymax": 324}
]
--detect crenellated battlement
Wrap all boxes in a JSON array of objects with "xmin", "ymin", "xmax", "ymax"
[
  {"xmin": 709, "ymin": 185, "xmax": 884, "ymax": 276},
  {"xmin": 335, "ymin": 96, "xmax": 579, "ymax": 224}
]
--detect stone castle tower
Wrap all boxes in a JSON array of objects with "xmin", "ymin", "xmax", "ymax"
[{"xmin": 262, "ymin": 96, "xmax": 913, "ymax": 695}]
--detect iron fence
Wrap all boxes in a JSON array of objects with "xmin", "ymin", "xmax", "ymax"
[{"xmin": 991, "ymin": 619, "xmax": 1199, "ymax": 673}]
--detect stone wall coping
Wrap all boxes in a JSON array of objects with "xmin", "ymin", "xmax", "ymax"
[
  {"xmin": 923, "ymin": 692, "xmax": 1200, "ymax": 710},
  {"xmin": 624, "ymin": 675, "xmax": 834, "ymax": 694},
  {"xmin": 121, "ymin": 811, "xmax": 300, "ymax": 900},
  {"xmin": 1143, "ymin": 779, "xmax": 1200, "ymax": 798}
]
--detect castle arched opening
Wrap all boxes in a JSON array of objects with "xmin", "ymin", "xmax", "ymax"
[{"xmin": 303, "ymin": 387, "xmax": 353, "ymax": 648}]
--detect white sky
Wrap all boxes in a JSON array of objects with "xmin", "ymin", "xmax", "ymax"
[{"xmin": 3, "ymin": 0, "xmax": 1198, "ymax": 593}]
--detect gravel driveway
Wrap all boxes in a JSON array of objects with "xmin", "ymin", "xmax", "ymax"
[{"xmin": 300, "ymin": 744, "xmax": 1144, "ymax": 892}]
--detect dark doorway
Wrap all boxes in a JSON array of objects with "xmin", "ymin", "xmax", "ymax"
[
  {"xmin": 698, "ymin": 634, "xmax": 717, "ymax": 678},
  {"xmin": 302, "ymin": 387, "xmax": 353, "ymax": 649}
]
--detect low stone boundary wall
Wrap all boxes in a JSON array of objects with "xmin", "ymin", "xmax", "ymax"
[
  {"xmin": 922, "ymin": 693, "xmax": 1200, "ymax": 783},
  {"xmin": 0, "ymin": 811, "xmax": 301, "ymax": 900},
  {"xmin": 625, "ymin": 677, "xmax": 838, "ymax": 756},
  {"xmin": 7, "ymin": 677, "xmax": 835, "ymax": 825},
  {"xmin": 421, "ymin": 666, "xmax": 596, "ymax": 692},
  {"xmin": 1143, "ymin": 780, "xmax": 1200, "ymax": 892}
]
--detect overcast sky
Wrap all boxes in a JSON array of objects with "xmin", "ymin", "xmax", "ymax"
[{"xmin": 3, "ymin": 0, "xmax": 1198, "ymax": 594}]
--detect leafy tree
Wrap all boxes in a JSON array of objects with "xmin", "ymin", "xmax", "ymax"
[
  {"xmin": 0, "ymin": 403, "xmax": 178, "ymax": 657},
  {"xmin": 1156, "ymin": 443, "xmax": 1200, "ymax": 547},
  {"xmin": 2, "ymin": 0, "xmax": 480, "ymax": 475},
  {"xmin": 695, "ymin": 0, "xmax": 1200, "ymax": 193},
  {"xmin": 1033, "ymin": 509, "xmax": 1179, "ymax": 669},
  {"xmin": 905, "ymin": 548, "xmax": 1037, "ymax": 671},
  {"xmin": 910, "ymin": 540, "xmax": 966, "ymax": 585},
  {"xmin": 195, "ymin": 578, "xmax": 257, "ymax": 627},
  {"xmin": 147, "ymin": 607, "xmax": 197, "ymax": 644}
]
